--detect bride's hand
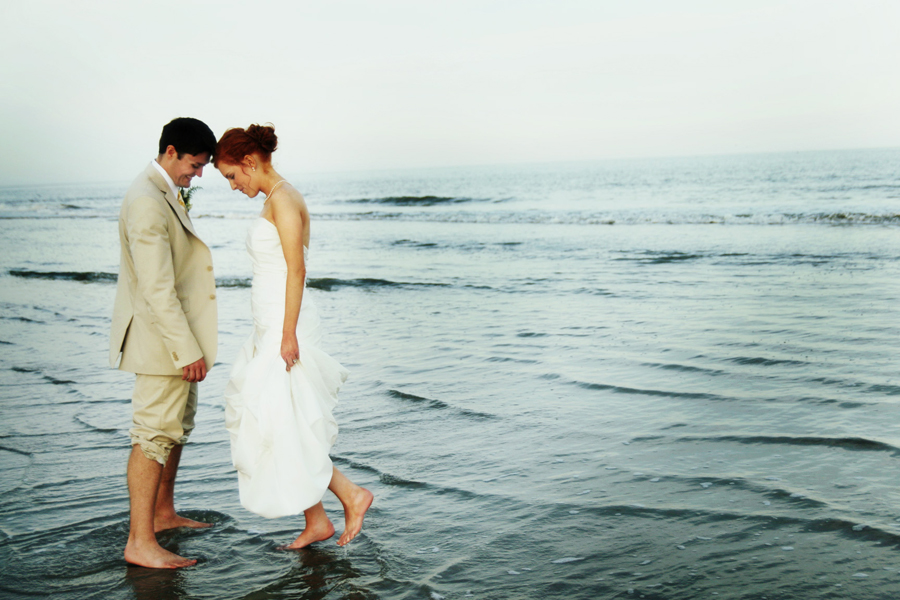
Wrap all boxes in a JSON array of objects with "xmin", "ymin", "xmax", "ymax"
[{"xmin": 281, "ymin": 332, "xmax": 300, "ymax": 372}]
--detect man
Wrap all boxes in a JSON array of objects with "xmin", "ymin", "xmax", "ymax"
[{"xmin": 110, "ymin": 117, "xmax": 218, "ymax": 569}]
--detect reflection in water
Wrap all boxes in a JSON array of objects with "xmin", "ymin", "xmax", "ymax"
[
  {"xmin": 248, "ymin": 545, "xmax": 377, "ymax": 600},
  {"xmin": 125, "ymin": 565, "xmax": 187, "ymax": 600}
]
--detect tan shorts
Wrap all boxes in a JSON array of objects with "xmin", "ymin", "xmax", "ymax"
[{"xmin": 130, "ymin": 374, "xmax": 198, "ymax": 465}]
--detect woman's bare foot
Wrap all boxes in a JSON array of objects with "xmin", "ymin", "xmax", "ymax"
[
  {"xmin": 124, "ymin": 538, "xmax": 196, "ymax": 569},
  {"xmin": 154, "ymin": 513, "xmax": 212, "ymax": 532},
  {"xmin": 337, "ymin": 487, "xmax": 373, "ymax": 546},
  {"xmin": 281, "ymin": 519, "xmax": 336, "ymax": 550}
]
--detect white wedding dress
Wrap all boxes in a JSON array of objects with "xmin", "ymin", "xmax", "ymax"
[{"xmin": 225, "ymin": 217, "xmax": 348, "ymax": 519}]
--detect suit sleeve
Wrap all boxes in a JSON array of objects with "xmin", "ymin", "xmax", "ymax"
[{"xmin": 125, "ymin": 195, "xmax": 203, "ymax": 369}]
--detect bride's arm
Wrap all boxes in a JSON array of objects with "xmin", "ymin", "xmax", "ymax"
[{"xmin": 270, "ymin": 191, "xmax": 306, "ymax": 371}]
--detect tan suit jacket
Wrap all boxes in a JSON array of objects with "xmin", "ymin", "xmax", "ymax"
[{"xmin": 109, "ymin": 163, "xmax": 217, "ymax": 375}]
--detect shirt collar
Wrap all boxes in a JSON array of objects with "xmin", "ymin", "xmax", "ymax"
[{"xmin": 151, "ymin": 159, "xmax": 179, "ymax": 200}]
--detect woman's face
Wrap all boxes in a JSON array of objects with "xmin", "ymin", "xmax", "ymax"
[{"xmin": 218, "ymin": 162, "xmax": 258, "ymax": 197}]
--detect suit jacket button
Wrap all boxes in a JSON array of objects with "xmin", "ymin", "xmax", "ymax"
[
  {"xmin": 210, "ymin": 294, "xmax": 216, "ymax": 299},
  {"xmin": 173, "ymin": 352, "xmax": 179, "ymax": 361},
  {"xmin": 207, "ymin": 266, "xmax": 213, "ymax": 271}
]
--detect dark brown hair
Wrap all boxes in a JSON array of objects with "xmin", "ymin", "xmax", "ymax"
[
  {"xmin": 214, "ymin": 124, "xmax": 278, "ymax": 167},
  {"xmin": 158, "ymin": 117, "xmax": 217, "ymax": 158}
]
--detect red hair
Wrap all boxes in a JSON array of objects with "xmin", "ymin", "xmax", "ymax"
[{"xmin": 214, "ymin": 124, "xmax": 278, "ymax": 167}]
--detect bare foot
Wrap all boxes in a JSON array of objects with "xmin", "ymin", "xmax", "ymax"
[
  {"xmin": 281, "ymin": 519, "xmax": 336, "ymax": 550},
  {"xmin": 124, "ymin": 538, "xmax": 196, "ymax": 569},
  {"xmin": 154, "ymin": 513, "xmax": 212, "ymax": 532},
  {"xmin": 337, "ymin": 487, "xmax": 374, "ymax": 546}
]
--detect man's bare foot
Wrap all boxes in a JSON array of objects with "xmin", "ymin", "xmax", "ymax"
[
  {"xmin": 281, "ymin": 519, "xmax": 336, "ymax": 550},
  {"xmin": 337, "ymin": 487, "xmax": 373, "ymax": 546},
  {"xmin": 154, "ymin": 513, "xmax": 212, "ymax": 532},
  {"xmin": 124, "ymin": 538, "xmax": 196, "ymax": 569}
]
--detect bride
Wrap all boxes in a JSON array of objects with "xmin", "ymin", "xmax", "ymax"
[{"xmin": 215, "ymin": 124, "xmax": 372, "ymax": 548}]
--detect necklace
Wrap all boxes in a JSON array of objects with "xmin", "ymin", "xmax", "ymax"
[{"xmin": 266, "ymin": 179, "xmax": 286, "ymax": 199}]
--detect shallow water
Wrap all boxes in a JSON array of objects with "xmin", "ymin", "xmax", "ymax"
[{"xmin": 2, "ymin": 149, "xmax": 900, "ymax": 599}]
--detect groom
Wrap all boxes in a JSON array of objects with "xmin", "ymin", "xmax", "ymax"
[{"xmin": 110, "ymin": 117, "xmax": 218, "ymax": 569}]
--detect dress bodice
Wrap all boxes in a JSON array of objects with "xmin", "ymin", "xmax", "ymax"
[{"xmin": 246, "ymin": 217, "xmax": 308, "ymax": 276}]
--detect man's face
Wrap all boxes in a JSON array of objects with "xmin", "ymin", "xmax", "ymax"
[{"xmin": 168, "ymin": 151, "xmax": 211, "ymax": 188}]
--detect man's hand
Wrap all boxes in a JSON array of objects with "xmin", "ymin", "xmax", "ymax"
[{"xmin": 182, "ymin": 358, "xmax": 207, "ymax": 382}]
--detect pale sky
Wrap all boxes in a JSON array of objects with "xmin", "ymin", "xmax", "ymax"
[{"xmin": 1, "ymin": 0, "xmax": 898, "ymax": 185}]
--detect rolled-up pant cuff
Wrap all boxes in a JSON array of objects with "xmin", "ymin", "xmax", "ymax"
[{"xmin": 130, "ymin": 373, "xmax": 198, "ymax": 466}]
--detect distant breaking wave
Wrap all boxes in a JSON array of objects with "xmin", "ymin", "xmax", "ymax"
[
  {"xmin": 8, "ymin": 270, "xmax": 450, "ymax": 292},
  {"xmin": 314, "ymin": 210, "xmax": 900, "ymax": 226},
  {"xmin": 8, "ymin": 269, "xmax": 117, "ymax": 283},
  {"xmin": 345, "ymin": 195, "xmax": 486, "ymax": 206},
  {"xmin": 3, "ymin": 206, "xmax": 899, "ymax": 226},
  {"xmin": 308, "ymin": 278, "xmax": 450, "ymax": 291}
]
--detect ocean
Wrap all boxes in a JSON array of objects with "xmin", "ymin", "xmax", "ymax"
[{"xmin": 1, "ymin": 148, "xmax": 899, "ymax": 599}]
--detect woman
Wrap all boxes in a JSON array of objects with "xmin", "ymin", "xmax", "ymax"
[{"xmin": 215, "ymin": 124, "xmax": 373, "ymax": 548}]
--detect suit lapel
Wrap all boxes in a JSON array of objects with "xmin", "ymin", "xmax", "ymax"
[{"xmin": 145, "ymin": 164, "xmax": 201, "ymax": 239}]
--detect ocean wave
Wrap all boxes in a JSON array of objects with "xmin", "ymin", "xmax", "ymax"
[
  {"xmin": 6, "ymin": 269, "xmax": 452, "ymax": 293},
  {"xmin": 216, "ymin": 277, "xmax": 252, "ymax": 288},
  {"xmin": 9, "ymin": 269, "xmax": 117, "ymax": 283},
  {"xmin": 643, "ymin": 362, "xmax": 726, "ymax": 376},
  {"xmin": 681, "ymin": 434, "xmax": 899, "ymax": 453},
  {"xmin": 387, "ymin": 389, "xmax": 496, "ymax": 420},
  {"xmin": 574, "ymin": 379, "xmax": 728, "ymax": 402},
  {"xmin": 560, "ymin": 501, "xmax": 900, "ymax": 546},
  {"xmin": 3, "ymin": 206, "xmax": 899, "ymax": 226},
  {"xmin": 332, "ymin": 455, "xmax": 493, "ymax": 500},
  {"xmin": 726, "ymin": 356, "xmax": 808, "ymax": 367},
  {"xmin": 312, "ymin": 210, "xmax": 900, "ymax": 227},
  {"xmin": 346, "ymin": 195, "xmax": 486, "ymax": 206},
  {"xmin": 0, "ymin": 444, "xmax": 33, "ymax": 457},
  {"xmin": 613, "ymin": 251, "xmax": 704, "ymax": 264},
  {"xmin": 632, "ymin": 433, "xmax": 898, "ymax": 455},
  {"xmin": 307, "ymin": 278, "xmax": 451, "ymax": 291},
  {"xmin": 391, "ymin": 239, "xmax": 439, "ymax": 248}
]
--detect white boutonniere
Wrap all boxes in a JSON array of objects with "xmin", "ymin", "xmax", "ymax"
[{"xmin": 180, "ymin": 186, "xmax": 201, "ymax": 213}]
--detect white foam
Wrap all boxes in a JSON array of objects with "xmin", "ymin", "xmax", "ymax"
[
  {"xmin": 552, "ymin": 557, "xmax": 585, "ymax": 564},
  {"xmin": 507, "ymin": 570, "xmax": 520, "ymax": 575},
  {"xmin": 853, "ymin": 573, "xmax": 869, "ymax": 578},
  {"xmin": 701, "ymin": 482, "xmax": 712, "ymax": 488},
  {"xmin": 781, "ymin": 546, "xmax": 794, "ymax": 551}
]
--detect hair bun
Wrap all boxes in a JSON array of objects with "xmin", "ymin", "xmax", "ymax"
[{"xmin": 246, "ymin": 123, "xmax": 278, "ymax": 154}]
